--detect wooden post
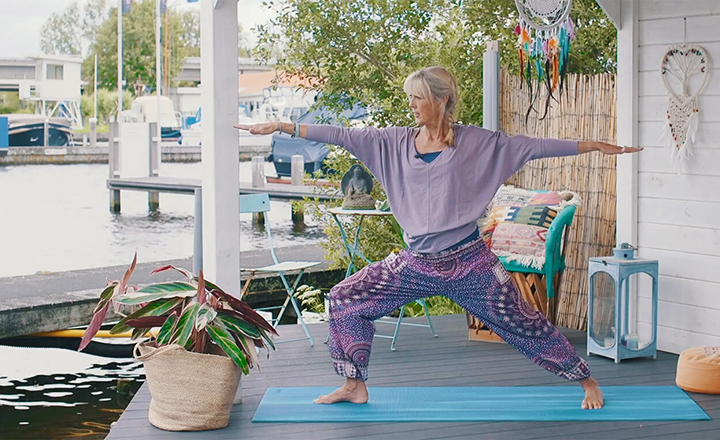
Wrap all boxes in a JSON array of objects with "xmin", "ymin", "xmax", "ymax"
[
  {"xmin": 251, "ymin": 156, "xmax": 265, "ymax": 225},
  {"xmin": 43, "ymin": 118, "xmax": 49, "ymax": 147},
  {"xmin": 251, "ymin": 156, "xmax": 265, "ymax": 188},
  {"xmin": 290, "ymin": 154, "xmax": 304, "ymax": 224},
  {"xmin": 149, "ymin": 122, "xmax": 160, "ymax": 211},
  {"xmin": 200, "ymin": 0, "xmax": 240, "ymax": 296},
  {"xmin": 483, "ymin": 41, "xmax": 499, "ymax": 131},
  {"xmin": 108, "ymin": 122, "xmax": 121, "ymax": 213},
  {"xmin": 89, "ymin": 117, "xmax": 97, "ymax": 148},
  {"xmin": 291, "ymin": 154, "xmax": 303, "ymax": 186}
]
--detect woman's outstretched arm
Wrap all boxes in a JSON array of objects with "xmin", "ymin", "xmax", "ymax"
[{"xmin": 578, "ymin": 141, "xmax": 643, "ymax": 155}]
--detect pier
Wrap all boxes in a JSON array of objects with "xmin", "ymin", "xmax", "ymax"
[{"xmin": 0, "ymin": 244, "xmax": 339, "ymax": 340}]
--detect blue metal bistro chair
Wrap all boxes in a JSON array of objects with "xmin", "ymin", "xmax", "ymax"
[{"xmin": 239, "ymin": 194, "xmax": 320, "ymax": 346}]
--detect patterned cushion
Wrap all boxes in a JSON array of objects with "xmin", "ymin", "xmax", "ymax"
[
  {"xmin": 527, "ymin": 191, "xmax": 564, "ymax": 206},
  {"xmin": 504, "ymin": 206, "xmax": 558, "ymax": 228},
  {"xmin": 491, "ymin": 223, "xmax": 547, "ymax": 258},
  {"xmin": 490, "ymin": 186, "xmax": 535, "ymax": 208}
]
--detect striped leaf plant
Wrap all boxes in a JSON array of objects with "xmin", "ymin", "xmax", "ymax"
[{"xmin": 78, "ymin": 253, "xmax": 277, "ymax": 375}]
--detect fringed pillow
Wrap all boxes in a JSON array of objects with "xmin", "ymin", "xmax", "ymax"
[{"xmin": 478, "ymin": 185, "xmax": 581, "ymax": 269}]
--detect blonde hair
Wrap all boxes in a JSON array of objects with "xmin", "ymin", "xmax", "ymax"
[{"xmin": 403, "ymin": 66, "xmax": 458, "ymax": 146}]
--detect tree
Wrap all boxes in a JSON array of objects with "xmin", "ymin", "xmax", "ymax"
[
  {"xmin": 256, "ymin": 0, "xmax": 616, "ymax": 126},
  {"xmin": 83, "ymin": 0, "xmax": 195, "ymax": 93},
  {"xmin": 82, "ymin": 0, "xmax": 109, "ymax": 46},
  {"xmin": 40, "ymin": 2, "xmax": 82, "ymax": 55}
]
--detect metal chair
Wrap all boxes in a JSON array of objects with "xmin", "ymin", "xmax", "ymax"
[{"xmin": 239, "ymin": 193, "xmax": 320, "ymax": 346}]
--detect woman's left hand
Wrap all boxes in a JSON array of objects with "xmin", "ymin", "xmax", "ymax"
[{"xmin": 579, "ymin": 141, "xmax": 644, "ymax": 155}]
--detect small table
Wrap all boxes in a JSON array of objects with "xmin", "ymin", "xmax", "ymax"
[{"xmin": 327, "ymin": 207, "xmax": 437, "ymax": 351}]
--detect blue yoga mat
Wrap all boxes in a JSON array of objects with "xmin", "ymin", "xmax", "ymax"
[{"xmin": 252, "ymin": 386, "xmax": 710, "ymax": 423}]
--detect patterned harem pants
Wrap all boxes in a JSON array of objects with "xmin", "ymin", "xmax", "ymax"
[{"xmin": 327, "ymin": 238, "xmax": 591, "ymax": 382}]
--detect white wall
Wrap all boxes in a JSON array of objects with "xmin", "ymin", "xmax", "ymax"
[
  {"xmin": 633, "ymin": 1, "xmax": 720, "ymax": 353},
  {"xmin": 35, "ymin": 58, "xmax": 82, "ymax": 101}
]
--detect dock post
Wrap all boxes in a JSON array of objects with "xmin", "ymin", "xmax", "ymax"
[
  {"xmin": 251, "ymin": 156, "xmax": 265, "ymax": 224},
  {"xmin": 193, "ymin": 188, "xmax": 203, "ymax": 274},
  {"xmin": 290, "ymin": 154, "xmax": 304, "ymax": 225},
  {"xmin": 89, "ymin": 117, "xmax": 97, "ymax": 148},
  {"xmin": 148, "ymin": 122, "xmax": 160, "ymax": 211},
  {"xmin": 44, "ymin": 118, "xmax": 49, "ymax": 147},
  {"xmin": 291, "ymin": 155, "xmax": 304, "ymax": 186},
  {"xmin": 251, "ymin": 156, "xmax": 265, "ymax": 188},
  {"xmin": 108, "ymin": 122, "xmax": 121, "ymax": 213}
]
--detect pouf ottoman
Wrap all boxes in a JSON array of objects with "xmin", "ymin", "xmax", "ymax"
[{"xmin": 676, "ymin": 346, "xmax": 720, "ymax": 394}]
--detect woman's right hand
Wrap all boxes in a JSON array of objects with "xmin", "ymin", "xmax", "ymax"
[{"xmin": 233, "ymin": 122, "xmax": 281, "ymax": 135}]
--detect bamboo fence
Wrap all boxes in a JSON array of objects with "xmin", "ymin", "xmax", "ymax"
[{"xmin": 500, "ymin": 69, "xmax": 617, "ymax": 331}]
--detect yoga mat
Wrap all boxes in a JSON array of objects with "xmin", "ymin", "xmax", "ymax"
[{"xmin": 252, "ymin": 386, "xmax": 710, "ymax": 423}]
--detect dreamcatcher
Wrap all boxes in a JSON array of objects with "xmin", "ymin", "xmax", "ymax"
[
  {"xmin": 658, "ymin": 40, "xmax": 710, "ymax": 165},
  {"xmin": 513, "ymin": 0, "xmax": 575, "ymax": 120}
]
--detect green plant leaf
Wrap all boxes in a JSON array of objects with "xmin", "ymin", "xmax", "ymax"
[
  {"xmin": 156, "ymin": 312, "xmax": 179, "ymax": 345},
  {"xmin": 195, "ymin": 303, "xmax": 217, "ymax": 332},
  {"xmin": 215, "ymin": 311, "xmax": 261, "ymax": 339},
  {"xmin": 258, "ymin": 328, "xmax": 276, "ymax": 350},
  {"xmin": 115, "ymin": 282, "xmax": 197, "ymax": 305},
  {"xmin": 151, "ymin": 264, "xmax": 194, "ymax": 280},
  {"xmin": 237, "ymin": 335, "xmax": 261, "ymax": 371},
  {"xmin": 207, "ymin": 322, "xmax": 249, "ymax": 375},
  {"xmin": 172, "ymin": 302, "xmax": 200, "ymax": 348},
  {"xmin": 209, "ymin": 289, "xmax": 277, "ymax": 335},
  {"xmin": 92, "ymin": 282, "xmax": 119, "ymax": 314},
  {"xmin": 109, "ymin": 298, "xmax": 183, "ymax": 335},
  {"xmin": 131, "ymin": 326, "xmax": 149, "ymax": 340}
]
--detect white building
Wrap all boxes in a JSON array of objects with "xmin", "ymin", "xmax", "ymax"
[
  {"xmin": 0, "ymin": 55, "xmax": 83, "ymax": 127},
  {"xmin": 598, "ymin": 0, "xmax": 720, "ymax": 353}
]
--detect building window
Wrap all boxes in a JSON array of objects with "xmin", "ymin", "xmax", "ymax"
[{"xmin": 47, "ymin": 64, "xmax": 64, "ymax": 80}]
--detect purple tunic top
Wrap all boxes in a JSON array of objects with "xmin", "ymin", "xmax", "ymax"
[{"xmin": 306, "ymin": 124, "xmax": 578, "ymax": 253}]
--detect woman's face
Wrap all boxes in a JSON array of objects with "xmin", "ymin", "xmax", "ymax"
[{"xmin": 407, "ymin": 91, "xmax": 438, "ymax": 127}]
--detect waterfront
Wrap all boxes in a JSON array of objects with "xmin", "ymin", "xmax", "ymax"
[
  {"xmin": 0, "ymin": 161, "xmax": 325, "ymax": 278},
  {"xmin": 0, "ymin": 161, "xmax": 326, "ymax": 439}
]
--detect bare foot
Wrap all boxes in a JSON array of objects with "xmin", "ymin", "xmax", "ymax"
[
  {"xmin": 314, "ymin": 378, "xmax": 369, "ymax": 404},
  {"xmin": 580, "ymin": 377, "xmax": 604, "ymax": 409}
]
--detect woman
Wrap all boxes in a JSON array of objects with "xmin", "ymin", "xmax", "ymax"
[{"xmin": 235, "ymin": 66, "xmax": 642, "ymax": 410}]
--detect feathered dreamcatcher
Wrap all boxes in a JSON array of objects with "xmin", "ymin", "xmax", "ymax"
[
  {"xmin": 658, "ymin": 40, "xmax": 710, "ymax": 165},
  {"xmin": 513, "ymin": 0, "xmax": 575, "ymax": 121}
]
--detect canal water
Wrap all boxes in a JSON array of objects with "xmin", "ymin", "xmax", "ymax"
[{"xmin": 0, "ymin": 161, "xmax": 325, "ymax": 439}]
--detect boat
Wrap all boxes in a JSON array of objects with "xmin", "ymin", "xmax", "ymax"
[
  {"xmin": 122, "ymin": 96, "xmax": 183, "ymax": 141},
  {"xmin": 1, "ymin": 114, "xmax": 73, "ymax": 147},
  {"xmin": 269, "ymin": 101, "xmax": 368, "ymax": 177}
]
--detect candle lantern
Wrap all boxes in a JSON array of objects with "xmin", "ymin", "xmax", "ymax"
[{"xmin": 587, "ymin": 243, "xmax": 659, "ymax": 363}]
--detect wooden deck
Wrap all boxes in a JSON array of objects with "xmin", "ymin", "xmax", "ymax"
[{"xmin": 106, "ymin": 314, "xmax": 720, "ymax": 440}]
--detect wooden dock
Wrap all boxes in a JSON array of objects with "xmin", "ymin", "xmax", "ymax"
[
  {"xmin": 106, "ymin": 314, "xmax": 720, "ymax": 440},
  {"xmin": 0, "ymin": 245, "xmax": 331, "ymax": 339},
  {"xmin": 107, "ymin": 176, "xmax": 339, "ymax": 201}
]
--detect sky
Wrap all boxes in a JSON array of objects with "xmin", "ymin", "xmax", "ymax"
[{"xmin": 0, "ymin": 0, "xmax": 275, "ymax": 58}]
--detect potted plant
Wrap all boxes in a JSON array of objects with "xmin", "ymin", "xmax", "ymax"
[{"xmin": 79, "ymin": 254, "xmax": 277, "ymax": 431}]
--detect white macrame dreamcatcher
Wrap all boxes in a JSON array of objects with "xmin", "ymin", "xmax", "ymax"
[
  {"xmin": 658, "ymin": 42, "xmax": 711, "ymax": 164},
  {"xmin": 514, "ymin": 0, "xmax": 575, "ymax": 120}
]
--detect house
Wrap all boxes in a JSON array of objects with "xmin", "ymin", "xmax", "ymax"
[
  {"xmin": 0, "ymin": 55, "xmax": 82, "ymax": 127},
  {"xmin": 597, "ymin": 0, "xmax": 720, "ymax": 353}
]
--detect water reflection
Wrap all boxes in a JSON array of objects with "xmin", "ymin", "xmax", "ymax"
[{"xmin": 0, "ymin": 346, "xmax": 144, "ymax": 440}]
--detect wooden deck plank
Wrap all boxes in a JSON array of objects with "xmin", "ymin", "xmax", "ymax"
[{"xmin": 106, "ymin": 314, "xmax": 718, "ymax": 440}]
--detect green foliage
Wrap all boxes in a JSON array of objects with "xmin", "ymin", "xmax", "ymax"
[
  {"xmin": 82, "ymin": 0, "xmax": 199, "ymax": 91},
  {"xmin": 40, "ymin": 2, "xmax": 82, "ymax": 55},
  {"xmin": 80, "ymin": 89, "xmax": 133, "ymax": 123},
  {"xmin": 80, "ymin": 255, "xmax": 277, "ymax": 375},
  {"xmin": 294, "ymin": 284, "xmax": 326, "ymax": 314},
  {"xmin": 402, "ymin": 296, "xmax": 465, "ymax": 317},
  {"xmin": 257, "ymin": 0, "xmax": 616, "ymax": 127}
]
